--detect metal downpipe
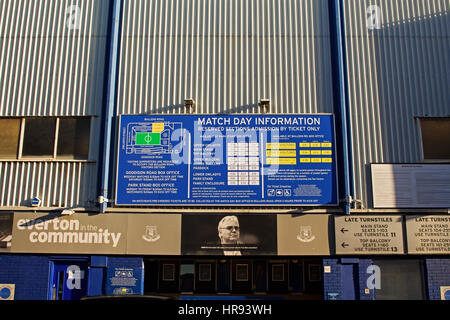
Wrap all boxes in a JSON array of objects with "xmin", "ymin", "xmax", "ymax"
[{"xmin": 99, "ymin": 0, "xmax": 122, "ymax": 213}]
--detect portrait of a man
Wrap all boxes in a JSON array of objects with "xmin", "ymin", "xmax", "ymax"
[
  {"xmin": 181, "ymin": 214, "xmax": 277, "ymax": 255},
  {"xmin": 217, "ymin": 215, "xmax": 243, "ymax": 256}
]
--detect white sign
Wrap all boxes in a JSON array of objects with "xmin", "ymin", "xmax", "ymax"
[
  {"xmin": 0, "ymin": 284, "xmax": 15, "ymax": 300},
  {"xmin": 441, "ymin": 286, "xmax": 450, "ymax": 300},
  {"xmin": 371, "ymin": 164, "xmax": 450, "ymax": 208}
]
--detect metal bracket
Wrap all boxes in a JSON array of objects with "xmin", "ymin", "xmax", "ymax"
[
  {"xmin": 184, "ymin": 98, "xmax": 196, "ymax": 113},
  {"xmin": 259, "ymin": 99, "xmax": 270, "ymax": 113},
  {"xmin": 98, "ymin": 195, "xmax": 109, "ymax": 204},
  {"xmin": 340, "ymin": 195, "xmax": 353, "ymax": 204}
]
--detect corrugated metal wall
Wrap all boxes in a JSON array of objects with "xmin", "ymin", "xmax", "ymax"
[
  {"xmin": 343, "ymin": 0, "xmax": 450, "ymax": 208},
  {"xmin": 0, "ymin": 0, "xmax": 109, "ymax": 116},
  {"xmin": 0, "ymin": 0, "xmax": 111, "ymax": 208},
  {"xmin": 3, "ymin": 0, "xmax": 447, "ymax": 210},
  {"xmin": 0, "ymin": 161, "xmax": 97, "ymax": 208},
  {"xmin": 117, "ymin": 0, "xmax": 334, "ymax": 115}
]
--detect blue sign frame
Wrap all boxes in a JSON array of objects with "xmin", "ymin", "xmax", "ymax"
[{"xmin": 115, "ymin": 114, "xmax": 338, "ymax": 206}]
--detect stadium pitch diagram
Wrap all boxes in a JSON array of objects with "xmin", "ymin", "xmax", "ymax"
[{"xmin": 125, "ymin": 121, "xmax": 183, "ymax": 155}]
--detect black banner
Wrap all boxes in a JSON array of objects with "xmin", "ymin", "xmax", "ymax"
[{"xmin": 181, "ymin": 214, "xmax": 277, "ymax": 255}]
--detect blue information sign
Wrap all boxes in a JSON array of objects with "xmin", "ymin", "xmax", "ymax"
[
  {"xmin": 116, "ymin": 115, "xmax": 338, "ymax": 206},
  {"xmin": 106, "ymin": 266, "xmax": 143, "ymax": 296}
]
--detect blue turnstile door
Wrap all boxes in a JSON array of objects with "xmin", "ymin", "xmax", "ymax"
[
  {"xmin": 341, "ymin": 264, "xmax": 359, "ymax": 300},
  {"xmin": 50, "ymin": 262, "xmax": 88, "ymax": 300}
]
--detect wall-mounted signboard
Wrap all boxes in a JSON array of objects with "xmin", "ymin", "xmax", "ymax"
[
  {"xmin": 11, "ymin": 213, "xmax": 128, "ymax": 254},
  {"xmin": 405, "ymin": 215, "xmax": 450, "ymax": 254},
  {"xmin": 181, "ymin": 214, "xmax": 277, "ymax": 256},
  {"xmin": 106, "ymin": 266, "xmax": 143, "ymax": 296},
  {"xmin": 441, "ymin": 287, "xmax": 450, "ymax": 300},
  {"xmin": 0, "ymin": 284, "xmax": 15, "ymax": 300},
  {"xmin": 115, "ymin": 114, "xmax": 338, "ymax": 206},
  {"xmin": 6, "ymin": 212, "xmax": 332, "ymax": 256},
  {"xmin": 6, "ymin": 212, "xmax": 449, "ymax": 256},
  {"xmin": 10, "ymin": 213, "xmax": 181, "ymax": 255},
  {"xmin": 334, "ymin": 215, "xmax": 404, "ymax": 255},
  {"xmin": 371, "ymin": 164, "xmax": 450, "ymax": 208},
  {"xmin": 277, "ymin": 215, "xmax": 331, "ymax": 255}
]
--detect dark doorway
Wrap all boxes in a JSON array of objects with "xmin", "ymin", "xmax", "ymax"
[
  {"xmin": 158, "ymin": 260, "xmax": 179, "ymax": 293},
  {"xmin": 180, "ymin": 261, "xmax": 195, "ymax": 293},
  {"xmin": 253, "ymin": 260, "xmax": 267, "ymax": 294},
  {"xmin": 268, "ymin": 260, "xmax": 288, "ymax": 293},
  {"xmin": 217, "ymin": 260, "xmax": 231, "ymax": 293},
  {"xmin": 289, "ymin": 260, "xmax": 304, "ymax": 293},
  {"xmin": 231, "ymin": 260, "xmax": 252, "ymax": 293},
  {"xmin": 195, "ymin": 261, "xmax": 216, "ymax": 293},
  {"xmin": 144, "ymin": 259, "xmax": 158, "ymax": 293}
]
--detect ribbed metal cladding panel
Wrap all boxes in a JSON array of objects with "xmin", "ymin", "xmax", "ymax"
[
  {"xmin": 0, "ymin": 161, "xmax": 97, "ymax": 208},
  {"xmin": 343, "ymin": 0, "xmax": 450, "ymax": 207},
  {"xmin": 117, "ymin": 0, "xmax": 334, "ymax": 115},
  {"xmin": 0, "ymin": 1, "xmax": 109, "ymax": 209},
  {"xmin": 0, "ymin": 0, "xmax": 110, "ymax": 116}
]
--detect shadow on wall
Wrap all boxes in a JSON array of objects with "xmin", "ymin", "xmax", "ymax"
[
  {"xmin": 361, "ymin": 8, "xmax": 450, "ymax": 207},
  {"xmin": 116, "ymin": 0, "xmax": 335, "ymax": 115},
  {"xmin": 374, "ymin": 10, "xmax": 450, "ymax": 161}
]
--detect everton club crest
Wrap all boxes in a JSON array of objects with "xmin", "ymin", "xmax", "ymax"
[
  {"xmin": 297, "ymin": 226, "xmax": 315, "ymax": 243},
  {"xmin": 142, "ymin": 226, "xmax": 160, "ymax": 242}
]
